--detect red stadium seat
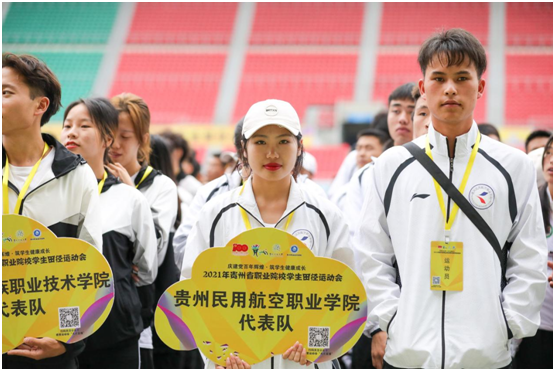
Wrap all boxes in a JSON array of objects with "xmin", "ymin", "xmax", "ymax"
[
  {"xmin": 128, "ymin": 3, "xmax": 237, "ymax": 44},
  {"xmin": 110, "ymin": 52, "xmax": 227, "ymax": 123},
  {"xmin": 307, "ymin": 145, "xmax": 352, "ymax": 179},
  {"xmin": 507, "ymin": 3, "xmax": 553, "ymax": 46},
  {"xmin": 233, "ymin": 53, "xmax": 358, "ymax": 121},
  {"xmin": 505, "ymin": 54, "xmax": 553, "ymax": 127},
  {"xmin": 380, "ymin": 3, "xmax": 489, "ymax": 45},
  {"xmin": 250, "ymin": 3, "xmax": 363, "ymax": 45}
]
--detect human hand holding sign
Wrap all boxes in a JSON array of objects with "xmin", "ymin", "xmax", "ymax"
[
  {"xmin": 155, "ymin": 228, "xmax": 367, "ymax": 367},
  {"xmin": 7, "ymin": 337, "xmax": 66, "ymax": 360}
]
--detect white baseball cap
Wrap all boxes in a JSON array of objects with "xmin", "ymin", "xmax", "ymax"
[
  {"xmin": 242, "ymin": 99, "xmax": 302, "ymax": 139},
  {"xmin": 302, "ymin": 152, "xmax": 317, "ymax": 175}
]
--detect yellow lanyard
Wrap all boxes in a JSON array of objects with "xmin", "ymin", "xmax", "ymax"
[
  {"xmin": 136, "ymin": 166, "xmax": 153, "ymax": 189},
  {"xmin": 3, "ymin": 142, "xmax": 49, "ymax": 215},
  {"xmin": 97, "ymin": 171, "xmax": 108, "ymax": 194},
  {"xmin": 238, "ymin": 182, "xmax": 294, "ymax": 231},
  {"xmin": 425, "ymin": 132, "xmax": 481, "ymax": 241}
]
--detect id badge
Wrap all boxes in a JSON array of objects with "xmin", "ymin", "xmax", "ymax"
[{"xmin": 430, "ymin": 241, "xmax": 463, "ymax": 291}]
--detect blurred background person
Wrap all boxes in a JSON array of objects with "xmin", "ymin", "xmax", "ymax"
[
  {"xmin": 300, "ymin": 152, "xmax": 318, "ymax": 179},
  {"xmin": 514, "ymin": 136, "xmax": 553, "ymax": 369},
  {"xmin": 205, "ymin": 152, "xmax": 226, "ymax": 182},
  {"xmin": 478, "ymin": 122, "xmax": 502, "ymax": 141},
  {"xmin": 525, "ymin": 129, "xmax": 552, "ymax": 154},
  {"xmin": 411, "ymin": 84, "xmax": 431, "ymax": 138}
]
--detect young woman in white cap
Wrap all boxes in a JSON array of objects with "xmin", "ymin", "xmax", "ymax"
[{"xmin": 182, "ymin": 99, "xmax": 355, "ymax": 369}]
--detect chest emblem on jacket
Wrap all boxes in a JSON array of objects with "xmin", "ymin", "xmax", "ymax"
[
  {"xmin": 292, "ymin": 229, "xmax": 314, "ymax": 250},
  {"xmin": 468, "ymin": 184, "xmax": 495, "ymax": 210}
]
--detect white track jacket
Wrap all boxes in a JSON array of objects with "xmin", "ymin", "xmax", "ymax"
[{"xmin": 355, "ymin": 123, "xmax": 547, "ymax": 368}]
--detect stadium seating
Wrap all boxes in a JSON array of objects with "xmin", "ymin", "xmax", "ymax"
[
  {"xmin": 306, "ymin": 145, "xmax": 352, "ymax": 179},
  {"xmin": 233, "ymin": 53, "xmax": 358, "ymax": 121},
  {"xmin": 28, "ymin": 52, "xmax": 103, "ymax": 123},
  {"xmin": 507, "ymin": 3, "xmax": 553, "ymax": 46},
  {"xmin": 250, "ymin": 3, "xmax": 363, "ymax": 45},
  {"xmin": 380, "ymin": 3, "xmax": 489, "ymax": 45},
  {"xmin": 505, "ymin": 54, "xmax": 553, "ymax": 127},
  {"xmin": 2, "ymin": 3, "xmax": 117, "ymax": 44},
  {"xmin": 110, "ymin": 52, "xmax": 227, "ymax": 123},
  {"xmin": 3, "ymin": 2, "xmax": 552, "ymax": 177},
  {"xmin": 128, "ymin": 3, "xmax": 237, "ymax": 44}
]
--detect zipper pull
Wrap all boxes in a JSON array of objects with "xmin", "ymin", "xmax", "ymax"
[{"xmin": 449, "ymin": 157, "xmax": 454, "ymax": 173}]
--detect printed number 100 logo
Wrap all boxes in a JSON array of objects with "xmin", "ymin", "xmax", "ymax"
[{"xmin": 232, "ymin": 244, "xmax": 249, "ymax": 255}]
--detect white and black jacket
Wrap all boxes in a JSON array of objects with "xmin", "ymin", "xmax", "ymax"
[
  {"xmin": 134, "ymin": 166, "xmax": 178, "ymax": 266},
  {"xmin": 83, "ymin": 172, "xmax": 158, "ymax": 351},
  {"xmin": 174, "ymin": 171, "xmax": 243, "ymax": 269},
  {"xmin": 182, "ymin": 176, "xmax": 354, "ymax": 369},
  {"xmin": 2, "ymin": 134, "xmax": 103, "ymax": 367},
  {"xmin": 355, "ymin": 122, "xmax": 547, "ymax": 368}
]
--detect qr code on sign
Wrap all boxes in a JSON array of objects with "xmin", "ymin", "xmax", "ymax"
[
  {"xmin": 58, "ymin": 307, "xmax": 80, "ymax": 329},
  {"xmin": 308, "ymin": 326, "xmax": 330, "ymax": 349},
  {"xmin": 432, "ymin": 276, "xmax": 441, "ymax": 285}
]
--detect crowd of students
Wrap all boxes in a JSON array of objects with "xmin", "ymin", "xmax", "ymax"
[{"xmin": 2, "ymin": 27, "xmax": 552, "ymax": 369}]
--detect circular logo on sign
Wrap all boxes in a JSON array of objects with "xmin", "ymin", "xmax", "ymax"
[
  {"xmin": 265, "ymin": 105, "xmax": 278, "ymax": 116},
  {"xmin": 469, "ymin": 184, "xmax": 495, "ymax": 210},
  {"xmin": 290, "ymin": 245, "xmax": 299, "ymax": 253},
  {"xmin": 33, "ymin": 229, "xmax": 41, "ymax": 237},
  {"xmin": 292, "ymin": 229, "xmax": 314, "ymax": 249}
]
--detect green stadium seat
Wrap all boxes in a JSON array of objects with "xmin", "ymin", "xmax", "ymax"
[{"xmin": 3, "ymin": 3, "xmax": 118, "ymax": 44}]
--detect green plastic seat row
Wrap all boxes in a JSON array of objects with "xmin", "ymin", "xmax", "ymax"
[{"xmin": 3, "ymin": 3, "xmax": 118, "ymax": 44}]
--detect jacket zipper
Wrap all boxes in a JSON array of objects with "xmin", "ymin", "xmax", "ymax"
[{"xmin": 441, "ymin": 138, "xmax": 456, "ymax": 369}]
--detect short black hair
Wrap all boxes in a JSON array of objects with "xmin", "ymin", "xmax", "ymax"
[
  {"xmin": 388, "ymin": 82, "xmax": 416, "ymax": 106},
  {"xmin": 478, "ymin": 123, "xmax": 500, "ymax": 141},
  {"xmin": 411, "ymin": 84, "xmax": 424, "ymax": 122},
  {"xmin": 357, "ymin": 128, "xmax": 388, "ymax": 145},
  {"xmin": 525, "ymin": 129, "xmax": 553, "ymax": 153},
  {"xmin": 234, "ymin": 118, "xmax": 244, "ymax": 154},
  {"xmin": 159, "ymin": 131, "xmax": 190, "ymax": 164},
  {"xmin": 3, "ymin": 52, "xmax": 62, "ymax": 126},
  {"xmin": 418, "ymin": 28, "xmax": 487, "ymax": 79},
  {"xmin": 372, "ymin": 111, "xmax": 391, "ymax": 141}
]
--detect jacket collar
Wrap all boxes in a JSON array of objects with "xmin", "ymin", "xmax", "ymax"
[
  {"xmin": 2, "ymin": 133, "xmax": 85, "ymax": 178},
  {"xmin": 134, "ymin": 165, "xmax": 161, "ymax": 190},
  {"xmin": 100, "ymin": 170, "xmax": 120, "ymax": 194},
  {"xmin": 236, "ymin": 175, "xmax": 305, "ymax": 226},
  {"xmin": 428, "ymin": 121, "xmax": 480, "ymax": 158}
]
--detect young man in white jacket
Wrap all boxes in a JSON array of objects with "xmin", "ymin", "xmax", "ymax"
[
  {"xmin": 2, "ymin": 53, "xmax": 103, "ymax": 368},
  {"xmin": 355, "ymin": 29, "xmax": 547, "ymax": 368}
]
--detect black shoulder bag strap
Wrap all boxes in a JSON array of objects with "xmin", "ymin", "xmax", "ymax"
[{"xmin": 404, "ymin": 142, "xmax": 508, "ymax": 288}]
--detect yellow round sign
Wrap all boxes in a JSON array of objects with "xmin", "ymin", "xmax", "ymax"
[
  {"xmin": 2, "ymin": 215, "xmax": 114, "ymax": 353},
  {"xmin": 155, "ymin": 228, "xmax": 367, "ymax": 366}
]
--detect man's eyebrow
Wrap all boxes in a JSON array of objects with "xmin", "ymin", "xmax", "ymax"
[{"xmin": 2, "ymin": 83, "xmax": 16, "ymax": 89}]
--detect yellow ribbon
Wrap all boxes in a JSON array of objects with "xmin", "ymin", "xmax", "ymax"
[
  {"xmin": 98, "ymin": 171, "xmax": 108, "ymax": 194},
  {"xmin": 238, "ymin": 182, "xmax": 294, "ymax": 231},
  {"xmin": 425, "ymin": 132, "xmax": 481, "ymax": 241},
  {"xmin": 3, "ymin": 142, "xmax": 50, "ymax": 215},
  {"xmin": 136, "ymin": 166, "xmax": 153, "ymax": 189}
]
